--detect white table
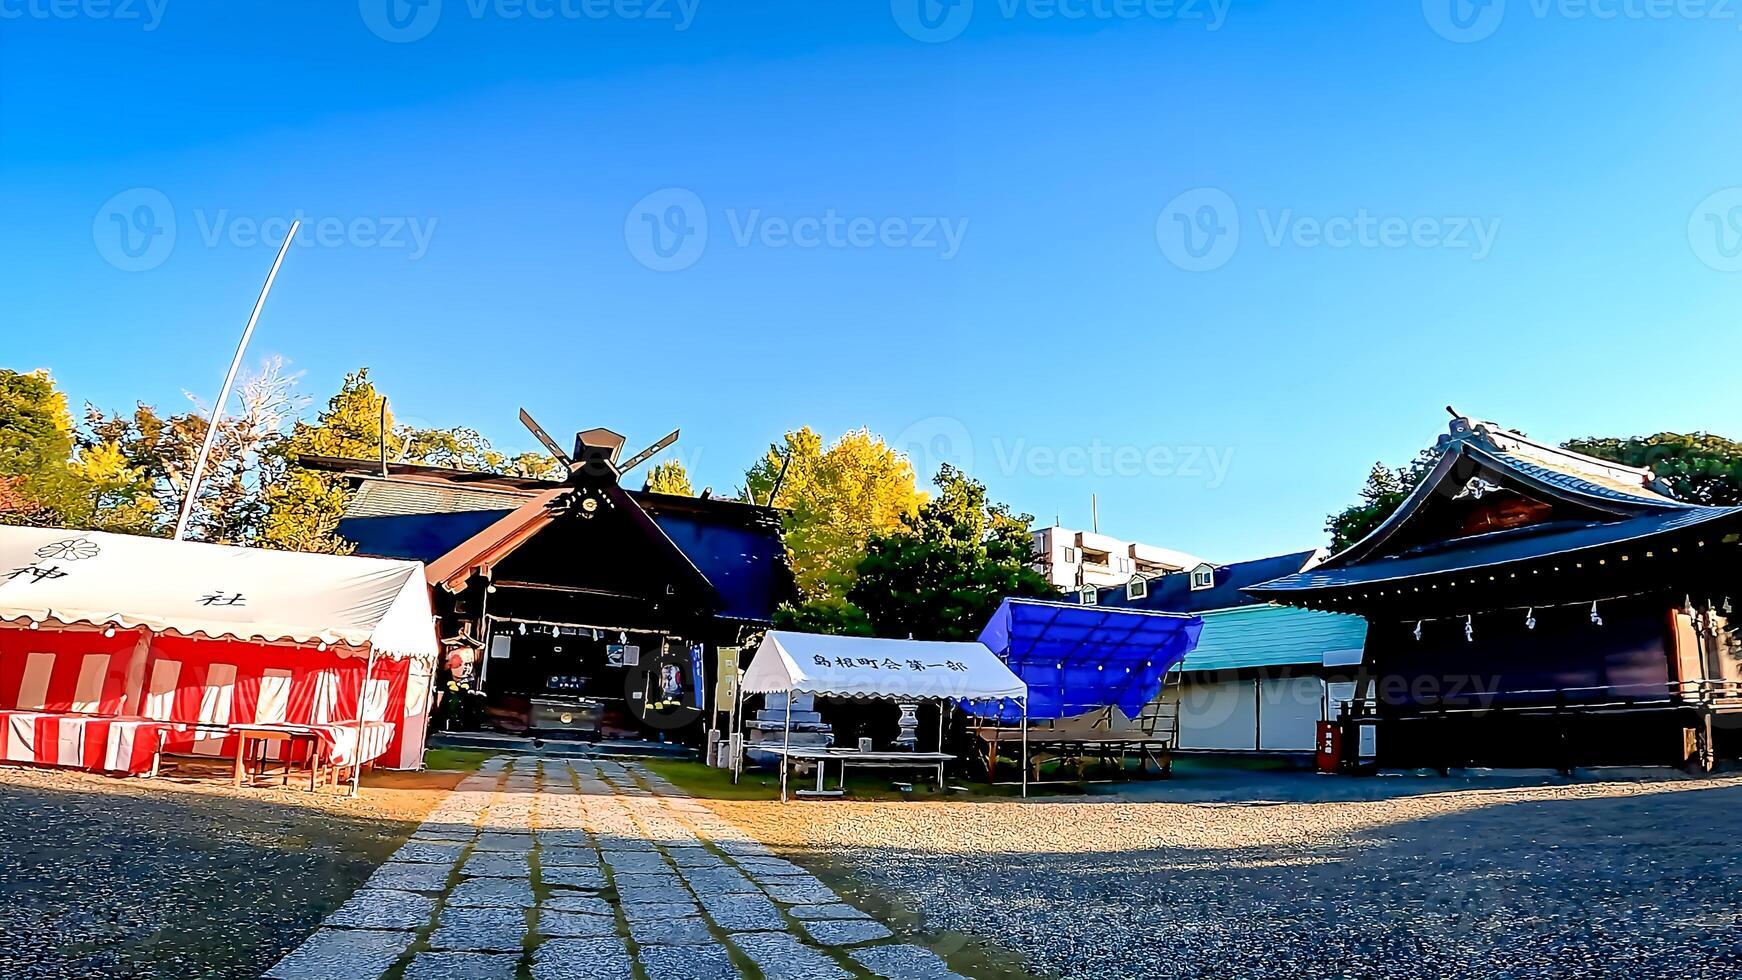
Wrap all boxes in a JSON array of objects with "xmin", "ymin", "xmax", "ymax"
[{"xmin": 768, "ymin": 747, "xmax": 955, "ymax": 801}]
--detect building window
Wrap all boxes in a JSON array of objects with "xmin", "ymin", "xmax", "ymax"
[
  {"xmin": 1082, "ymin": 549, "xmax": 1110, "ymax": 568},
  {"xmin": 1079, "ymin": 585, "xmax": 1098, "ymax": 605},
  {"xmin": 1126, "ymin": 576, "xmax": 1148, "ymax": 601},
  {"xmin": 1062, "ymin": 547, "xmax": 1077, "ymax": 563},
  {"xmin": 1189, "ymin": 563, "xmax": 1215, "ymax": 591}
]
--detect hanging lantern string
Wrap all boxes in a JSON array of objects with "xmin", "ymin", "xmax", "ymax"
[{"xmin": 1388, "ymin": 587, "xmax": 1697, "ymax": 626}]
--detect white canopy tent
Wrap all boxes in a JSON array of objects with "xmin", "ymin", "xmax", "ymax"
[
  {"xmin": 0, "ymin": 526, "xmax": 439, "ymax": 788},
  {"xmin": 739, "ymin": 631, "xmax": 1030, "ymax": 797},
  {"xmin": 0, "ymin": 526, "xmax": 438, "ymax": 658}
]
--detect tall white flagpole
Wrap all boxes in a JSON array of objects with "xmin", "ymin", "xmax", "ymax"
[{"xmin": 172, "ymin": 219, "xmax": 301, "ymax": 541}]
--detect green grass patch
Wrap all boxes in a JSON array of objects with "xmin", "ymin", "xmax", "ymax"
[
  {"xmin": 422, "ymin": 747, "xmax": 499, "ymax": 772},
  {"xmin": 639, "ymin": 758, "xmax": 1082, "ymax": 801}
]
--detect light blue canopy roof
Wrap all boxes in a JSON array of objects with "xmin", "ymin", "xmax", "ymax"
[{"xmin": 965, "ymin": 597, "xmax": 1203, "ymax": 722}]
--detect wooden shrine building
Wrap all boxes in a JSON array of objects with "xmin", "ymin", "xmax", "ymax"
[
  {"xmin": 302, "ymin": 425, "xmax": 792, "ymax": 747},
  {"xmin": 1248, "ymin": 412, "xmax": 1742, "ymax": 771}
]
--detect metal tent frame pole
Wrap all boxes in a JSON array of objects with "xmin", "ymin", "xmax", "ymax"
[
  {"xmin": 350, "ymin": 646, "xmax": 378, "ymax": 798},
  {"xmin": 779, "ymin": 689, "xmax": 793, "ymax": 803},
  {"xmin": 730, "ymin": 657, "xmax": 747, "ymax": 783},
  {"xmin": 1021, "ymin": 696, "xmax": 1029, "ymax": 799}
]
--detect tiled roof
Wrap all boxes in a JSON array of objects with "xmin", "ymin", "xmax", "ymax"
[
  {"xmin": 1250, "ymin": 506, "xmax": 1742, "ymax": 594},
  {"xmin": 347, "ymin": 478, "xmax": 534, "ymax": 518},
  {"xmin": 1096, "ymin": 549, "xmax": 1320, "ymax": 613},
  {"xmin": 1469, "ymin": 422, "xmax": 1686, "ymax": 509}
]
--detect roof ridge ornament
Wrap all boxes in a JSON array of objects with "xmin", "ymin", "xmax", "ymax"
[{"xmin": 1452, "ymin": 476, "xmax": 1503, "ymax": 501}]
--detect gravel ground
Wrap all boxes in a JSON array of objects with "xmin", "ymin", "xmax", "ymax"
[
  {"xmin": 0, "ymin": 764, "xmax": 458, "ymax": 979},
  {"xmin": 705, "ymin": 771, "xmax": 1742, "ymax": 979}
]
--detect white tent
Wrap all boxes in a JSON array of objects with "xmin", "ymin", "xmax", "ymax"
[
  {"xmin": 0, "ymin": 526, "xmax": 439, "ymax": 782},
  {"xmin": 739, "ymin": 631, "xmax": 1030, "ymax": 796},
  {"xmin": 0, "ymin": 526, "xmax": 438, "ymax": 658}
]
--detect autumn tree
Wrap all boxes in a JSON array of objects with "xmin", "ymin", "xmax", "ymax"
[
  {"xmin": 843, "ymin": 465, "xmax": 1054, "ymax": 641},
  {"xmin": 743, "ymin": 427, "xmax": 923, "ymax": 601},
  {"xmin": 0, "ymin": 369, "xmax": 157, "ymax": 530},
  {"xmin": 642, "ymin": 459, "xmax": 694, "ymax": 496}
]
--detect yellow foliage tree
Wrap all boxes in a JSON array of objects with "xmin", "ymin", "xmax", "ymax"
[
  {"xmin": 642, "ymin": 459, "xmax": 694, "ymax": 496},
  {"xmin": 743, "ymin": 427, "xmax": 922, "ymax": 600}
]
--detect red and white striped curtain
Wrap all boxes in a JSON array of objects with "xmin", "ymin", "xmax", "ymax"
[{"xmin": 0, "ymin": 626, "xmax": 430, "ymax": 770}]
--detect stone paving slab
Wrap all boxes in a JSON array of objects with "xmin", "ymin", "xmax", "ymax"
[
  {"xmin": 265, "ymin": 928, "xmax": 416, "ymax": 980},
  {"xmin": 366, "ymin": 861, "xmax": 453, "ymax": 893},
  {"xmin": 532, "ymin": 937, "xmax": 635, "ymax": 980},
  {"xmin": 800, "ymin": 917, "xmax": 894, "ymax": 946},
  {"xmin": 541, "ymin": 865, "xmax": 607, "ymax": 890},
  {"xmin": 603, "ymin": 850, "xmax": 671, "ymax": 873},
  {"xmin": 619, "ymin": 899, "xmax": 700, "ymax": 919},
  {"xmin": 612, "ymin": 874, "xmax": 691, "ymax": 905},
  {"xmin": 272, "ymin": 756, "xmax": 926, "ymax": 980},
  {"xmin": 637, "ymin": 942, "xmax": 744, "ymax": 980},
  {"xmin": 729, "ymin": 932, "xmax": 852, "ymax": 980},
  {"xmin": 697, "ymin": 893, "xmax": 788, "ymax": 931},
  {"xmin": 682, "ymin": 867, "xmax": 763, "ymax": 894},
  {"xmin": 404, "ymin": 950, "xmax": 521, "ymax": 980},
  {"xmin": 734, "ymin": 856, "xmax": 807, "ymax": 876},
  {"xmin": 463, "ymin": 853, "xmax": 531, "ymax": 878},
  {"xmin": 447, "ymin": 877, "xmax": 536, "ymax": 908},
  {"xmin": 543, "ymin": 893, "xmax": 614, "ymax": 916},
  {"xmin": 718, "ymin": 840, "xmax": 774, "ymax": 858},
  {"xmin": 391, "ymin": 841, "xmax": 464, "ymax": 865},
  {"xmin": 474, "ymin": 832, "xmax": 534, "ymax": 852},
  {"xmin": 850, "ymin": 944, "xmax": 969, "ymax": 980},
  {"xmin": 323, "ymin": 889, "xmax": 436, "ymax": 931},
  {"xmin": 747, "ymin": 869, "xmax": 827, "ymax": 889},
  {"xmin": 788, "ymin": 903, "xmax": 871, "ymax": 921},
  {"xmin": 666, "ymin": 845, "xmax": 724, "ymax": 867},
  {"xmin": 598, "ymin": 838, "xmax": 660, "ymax": 852},
  {"xmin": 627, "ymin": 914, "xmax": 715, "ymax": 946},
  {"xmin": 540, "ymin": 909, "xmax": 621, "ymax": 938},
  {"xmin": 761, "ymin": 881, "xmax": 841, "ymax": 905},
  {"xmin": 540, "ymin": 845, "xmax": 601, "ymax": 867},
  {"xmin": 410, "ymin": 828, "xmax": 477, "ymax": 843},
  {"xmin": 429, "ymin": 905, "xmax": 528, "ymax": 952}
]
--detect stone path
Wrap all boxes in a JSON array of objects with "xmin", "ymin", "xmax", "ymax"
[{"xmin": 265, "ymin": 755, "xmax": 966, "ymax": 980}]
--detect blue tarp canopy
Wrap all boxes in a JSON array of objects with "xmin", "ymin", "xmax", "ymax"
[{"xmin": 966, "ymin": 597, "xmax": 1203, "ymax": 722}]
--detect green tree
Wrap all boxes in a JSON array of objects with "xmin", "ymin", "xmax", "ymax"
[
  {"xmin": 259, "ymin": 368, "xmax": 392, "ymax": 553},
  {"xmin": 743, "ymin": 427, "xmax": 923, "ymax": 601},
  {"xmin": 83, "ymin": 358, "xmax": 303, "ymax": 543},
  {"xmin": 1324, "ymin": 449, "xmax": 1438, "ymax": 553},
  {"xmin": 0, "ymin": 369, "xmax": 92, "ymax": 526},
  {"xmin": 772, "ymin": 595, "xmax": 874, "ymax": 636},
  {"xmin": 839, "ymin": 465, "xmax": 1055, "ymax": 641},
  {"xmin": 1, "ymin": 369, "xmax": 159, "ymax": 532},
  {"xmin": 642, "ymin": 459, "xmax": 694, "ymax": 496},
  {"xmin": 1565, "ymin": 432, "xmax": 1742, "ymax": 506}
]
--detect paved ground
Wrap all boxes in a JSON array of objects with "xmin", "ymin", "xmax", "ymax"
[
  {"xmin": 0, "ymin": 764, "xmax": 453, "ymax": 979},
  {"xmin": 712, "ymin": 770, "xmax": 1742, "ymax": 979},
  {"xmin": 268, "ymin": 755, "xmax": 969, "ymax": 980}
]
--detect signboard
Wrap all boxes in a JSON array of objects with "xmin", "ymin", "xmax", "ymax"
[
  {"xmin": 489, "ymin": 635, "xmax": 512, "ymax": 660},
  {"xmin": 714, "ymin": 646, "xmax": 741, "ymax": 710},
  {"xmin": 690, "ymin": 643, "xmax": 706, "ymax": 714}
]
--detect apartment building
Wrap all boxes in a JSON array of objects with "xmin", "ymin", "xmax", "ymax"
[{"xmin": 1030, "ymin": 525, "xmax": 1206, "ymax": 592}]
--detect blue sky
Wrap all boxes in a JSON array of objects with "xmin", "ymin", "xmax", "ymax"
[{"xmin": 4, "ymin": 0, "xmax": 1740, "ymax": 562}]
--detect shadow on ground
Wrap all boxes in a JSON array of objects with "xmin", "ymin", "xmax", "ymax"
[
  {"xmin": 763, "ymin": 777, "xmax": 1742, "ymax": 978},
  {"xmin": 0, "ymin": 770, "xmax": 460, "ymax": 980}
]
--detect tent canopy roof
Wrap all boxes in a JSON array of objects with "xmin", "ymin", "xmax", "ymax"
[
  {"xmin": 0, "ymin": 526, "xmax": 438, "ymax": 659},
  {"xmin": 971, "ymin": 597, "xmax": 1204, "ymax": 720},
  {"xmin": 742, "ymin": 631, "xmax": 1027, "ymax": 701}
]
